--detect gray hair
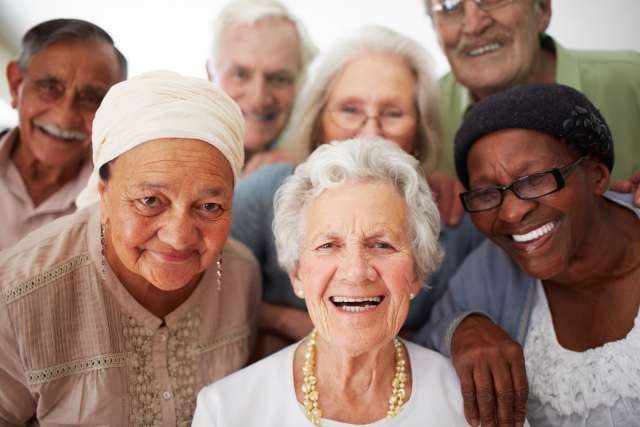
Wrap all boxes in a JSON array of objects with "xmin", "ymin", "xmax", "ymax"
[
  {"xmin": 17, "ymin": 18, "xmax": 127, "ymax": 79},
  {"xmin": 209, "ymin": 0, "xmax": 318, "ymax": 82},
  {"xmin": 273, "ymin": 137, "xmax": 443, "ymax": 281},
  {"xmin": 282, "ymin": 25, "xmax": 442, "ymax": 175}
]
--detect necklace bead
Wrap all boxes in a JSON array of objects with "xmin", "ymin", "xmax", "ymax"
[{"xmin": 301, "ymin": 330, "xmax": 407, "ymax": 426}]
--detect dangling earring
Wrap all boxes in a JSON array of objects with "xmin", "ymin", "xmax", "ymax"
[
  {"xmin": 99, "ymin": 223, "xmax": 108, "ymax": 281},
  {"xmin": 216, "ymin": 254, "xmax": 223, "ymax": 292}
]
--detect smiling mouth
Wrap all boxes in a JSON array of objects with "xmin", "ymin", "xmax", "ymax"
[
  {"xmin": 34, "ymin": 122, "xmax": 86, "ymax": 142},
  {"xmin": 244, "ymin": 111, "xmax": 278, "ymax": 122},
  {"xmin": 467, "ymin": 43, "xmax": 501, "ymax": 57},
  {"xmin": 330, "ymin": 296, "xmax": 384, "ymax": 313},
  {"xmin": 511, "ymin": 221, "xmax": 556, "ymax": 243}
]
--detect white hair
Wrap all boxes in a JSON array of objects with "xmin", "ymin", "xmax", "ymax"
[
  {"xmin": 282, "ymin": 25, "xmax": 442, "ymax": 175},
  {"xmin": 209, "ymin": 0, "xmax": 318, "ymax": 82},
  {"xmin": 273, "ymin": 137, "xmax": 443, "ymax": 282}
]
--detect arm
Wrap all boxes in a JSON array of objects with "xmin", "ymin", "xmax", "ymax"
[
  {"xmin": 0, "ymin": 299, "xmax": 36, "ymax": 424},
  {"xmin": 427, "ymin": 172, "xmax": 465, "ymax": 226},
  {"xmin": 416, "ymin": 242, "xmax": 531, "ymax": 427}
]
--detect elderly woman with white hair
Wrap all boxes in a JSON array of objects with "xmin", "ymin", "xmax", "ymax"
[
  {"xmin": 193, "ymin": 137, "xmax": 468, "ymax": 426},
  {"xmin": 0, "ymin": 71, "xmax": 260, "ymax": 425},
  {"xmin": 231, "ymin": 25, "xmax": 483, "ymax": 355}
]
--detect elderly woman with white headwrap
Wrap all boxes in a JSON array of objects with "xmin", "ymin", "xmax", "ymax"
[{"xmin": 0, "ymin": 71, "xmax": 261, "ymax": 426}]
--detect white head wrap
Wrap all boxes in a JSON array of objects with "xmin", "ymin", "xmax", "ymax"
[{"xmin": 76, "ymin": 70, "xmax": 245, "ymax": 208}]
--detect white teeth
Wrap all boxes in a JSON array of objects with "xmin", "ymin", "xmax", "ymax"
[
  {"xmin": 331, "ymin": 296, "xmax": 382, "ymax": 303},
  {"xmin": 512, "ymin": 222, "xmax": 555, "ymax": 243},
  {"xmin": 340, "ymin": 305, "xmax": 377, "ymax": 313},
  {"xmin": 36, "ymin": 122, "xmax": 87, "ymax": 141},
  {"xmin": 468, "ymin": 43, "xmax": 501, "ymax": 57}
]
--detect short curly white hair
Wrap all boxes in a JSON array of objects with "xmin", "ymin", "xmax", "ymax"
[{"xmin": 273, "ymin": 137, "xmax": 443, "ymax": 281}]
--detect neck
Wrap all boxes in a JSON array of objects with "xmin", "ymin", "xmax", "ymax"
[
  {"xmin": 104, "ymin": 234, "xmax": 201, "ymax": 319},
  {"xmin": 545, "ymin": 197, "xmax": 640, "ymax": 293},
  {"xmin": 472, "ymin": 44, "xmax": 557, "ymax": 101},
  {"xmin": 11, "ymin": 133, "xmax": 85, "ymax": 206},
  {"xmin": 294, "ymin": 332, "xmax": 411, "ymax": 424}
]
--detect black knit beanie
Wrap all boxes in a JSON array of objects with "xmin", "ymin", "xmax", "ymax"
[{"xmin": 454, "ymin": 83, "xmax": 614, "ymax": 188}]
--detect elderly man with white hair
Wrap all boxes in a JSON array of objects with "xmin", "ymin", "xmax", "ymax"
[
  {"xmin": 207, "ymin": 0, "xmax": 318, "ymax": 176},
  {"xmin": 0, "ymin": 71, "xmax": 261, "ymax": 425}
]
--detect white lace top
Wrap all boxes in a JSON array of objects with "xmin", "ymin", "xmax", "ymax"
[{"xmin": 524, "ymin": 281, "xmax": 640, "ymax": 426}]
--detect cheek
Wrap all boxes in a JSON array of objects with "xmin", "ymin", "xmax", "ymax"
[
  {"xmin": 201, "ymin": 219, "xmax": 232, "ymax": 261},
  {"xmin": 321, "ymin": 116, "xmax": 350, "ymax": 143}
]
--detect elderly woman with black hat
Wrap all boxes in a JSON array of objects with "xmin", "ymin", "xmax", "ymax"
[
  {"xmin": 0, "ymin": 71, "xmax": 261, "ymax": 425},
  {"xmin": 425, "ymin": 84, "xmax": 640, "ymax": 427}
]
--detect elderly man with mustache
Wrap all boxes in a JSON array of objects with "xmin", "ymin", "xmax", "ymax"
[{"xmin": 0, "ymin": 18, "xmax": 125, "ymax": 251}]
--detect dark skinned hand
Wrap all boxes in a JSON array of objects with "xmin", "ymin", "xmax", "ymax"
[
  {"xmin": 610, "ymin": 171, "xmax": 640, "ymax": 207},
  {"xmin": 451, "ymin": 315, "xmax": 528, "ymax": 427}
]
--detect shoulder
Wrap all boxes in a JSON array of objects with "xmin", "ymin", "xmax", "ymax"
[
  {"xmin": 567, "ymin": 46, "xmax": 640, "ymax": 70},
  {"xmin": 404, "ymin": 341, "xmax": 467, "ymax": 422},
  {"xmin": 195, "ymin": 344, "xmax": 297, "ymax": 423},
  {"xmin": 604, "ymin": 191, "xmax": 640, "ymax": 218},
  {"xmin": 223, "ymin": 237, "xmax": 260, "ymax": 266},
  {"xmin": 235, "ymin": 163, "xmax": 295, "ymax": 199},
  {"xmin": 0, "ymin": 207, "xmax": 94, "ymax": 296}
]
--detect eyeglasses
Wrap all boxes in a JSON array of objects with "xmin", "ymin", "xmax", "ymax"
[
  {"xmin": 325, "ymin": 107, "xmax": 416, "ymax": 136},
  {"xmin": 429, "ymin": 0, "xmax": 515, "ymax": 22},
  {"xmin": 460, "ymin": 156, "xmax": 587, "ymax": 213}
]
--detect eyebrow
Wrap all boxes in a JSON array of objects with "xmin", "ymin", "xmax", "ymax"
[{"xmin": 133, "ymin": 182, "xmax": 227, "ymax": 197}]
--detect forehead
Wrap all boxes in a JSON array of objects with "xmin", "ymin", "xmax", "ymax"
[
  {"xmin": 467, "ymin": 128, "xmax": 573, "ymax": 181},
  {"xmin": 328, "ymin": 52, "xmax": 416, "ymax": 102},
  {"xmin": 304, "ymin": 180, "xmax": 408, "ymax": 236},
  {"xmin": 113, "ymin": 138, "xmax": 234, "ymax": 185},
  {"xmin": 218, "ymin": 17, "xmax": 300, "ymax": 71},
  {"xmin": 26, "ymin": 38, "xmax": 121, "ymax": 85}
]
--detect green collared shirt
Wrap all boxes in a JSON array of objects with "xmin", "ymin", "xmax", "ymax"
[{"xmin": 437, "ymin": 35, "xmax": 640, "ymax": 180}]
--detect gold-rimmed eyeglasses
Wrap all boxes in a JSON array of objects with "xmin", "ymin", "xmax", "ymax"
[{"xmin": 428, "ymin": 0, "xmax": 516, "ymax": 22}]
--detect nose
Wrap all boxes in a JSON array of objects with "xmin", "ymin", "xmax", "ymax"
[
  {"xmin": 497, "ymin": 190, "xmax": 537, "ymax": 224},
  {"xmin": 356, "ymin": 116, "xmax": 384, "ymax": 138},
  {"xmin": 339, "ymin": 245, "xmax": 377, "ymax": 284},
  {"xmin": 50, "ymin": 92, "xmax": 84, "ymax": 132},
  {"xmin": 157, "ymin": 211, "xmax": 200, "ymax": 250},
  {"xmin": 247, "ymin": 75, "xmax": 274, "ymax": 109},
  {"xmin": 461, "ymin": 0, "xmax": 493, "ymax": 35}
]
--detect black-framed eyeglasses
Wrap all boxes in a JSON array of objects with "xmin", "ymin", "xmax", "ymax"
[
  {"xmin": 460, "ymin": 156, "xmax": 588, "ymax": 213},
  {"xmin": 325, "ymin": 108, "xmax": 416, "ymax": 136},
  {"xmin": 428, "ymin": 0, "xmax": 516, "ymax": 22}
]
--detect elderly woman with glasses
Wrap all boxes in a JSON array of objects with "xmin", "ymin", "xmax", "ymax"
[
  {"xmin": 193, "ymin": 137, "xmax": 469, "ymax": 426},
  {"xmin": 231, "ymin": 25, "xmax": 484, "ymax": 357},
  {"xmin": 0, "ymin": 71, "xmax": 261, "ymax": 425},
  {"xmin": 425, "ymin": 84, "xmax": 640, "ymax": 426}
]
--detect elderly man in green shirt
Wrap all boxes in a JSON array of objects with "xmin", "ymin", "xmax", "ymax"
[
  {"xmin": 429, "ymin": 0, "xmax": 640, "ymax": 182},
  {"xmin": 423, "ymin": 0, "xmax": 640, "ymax": 425}
]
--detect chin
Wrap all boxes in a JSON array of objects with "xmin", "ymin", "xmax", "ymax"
[{"xmin": 515, "ymin": 256, "xmax": 566, "ymax": 281}]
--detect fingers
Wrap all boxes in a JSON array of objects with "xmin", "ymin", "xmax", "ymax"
[
  {"xmin": 634, "ymin": 185, "xmax": 640, "ymax": 208},
  {"xmin": 609, "ymin": 179, "xmax": 631, "ymax": 193},
  {"xmin": 457, "ymin": 363, "xmax": 479, "ymax": 427},
  {"xmin": 510, "ymin": 354, "xmax": 529, "ymax": 427},
  {"xmin": 473, "ymin": 364, "xmax": 497, "ymax": 427}
]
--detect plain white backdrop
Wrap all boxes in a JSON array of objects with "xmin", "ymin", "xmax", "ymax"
[{"xmin": 1, "ymin": 0, "xmax": 639, "ymax": 126}]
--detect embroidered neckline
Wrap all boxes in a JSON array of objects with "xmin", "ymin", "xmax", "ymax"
[{"xmin": 525, "ymin": 281, "xmax": 640, "ymax": 416}]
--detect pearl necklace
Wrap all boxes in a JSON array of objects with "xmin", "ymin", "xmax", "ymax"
[{"xmin": 301, "ymin": 329, "xmax": 407, "ymax": 426}]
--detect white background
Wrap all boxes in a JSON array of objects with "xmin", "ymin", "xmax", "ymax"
[{"xmin": 1, "ymin": 0, "xmax": 639, "ymax": 126}]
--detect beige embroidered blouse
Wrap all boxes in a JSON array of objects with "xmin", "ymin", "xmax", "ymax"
[{"xmin": 0, "ymin": 205, "xmax": 261, "ymax": 426}]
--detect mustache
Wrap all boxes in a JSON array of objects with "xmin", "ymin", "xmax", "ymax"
[
  {"xmin": 455, "ymin": 30, "xmax": 510, "ymax": 54},
  {"xmin": 33, "ymin": 120, "xmax": 87, "ymax": 141}
]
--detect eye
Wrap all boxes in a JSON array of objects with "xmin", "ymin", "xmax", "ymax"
[
  {"xmin": 370, "ymin": 241, "xmax": 395, "ymax": 250},
  {"xmin": 35, "ymin": 78, "xmax": 64, "ymax": 99},
  {"xmin": 382, "ymin": 109, "xmax": 404, "ymax": 119},
  {"xmin": 231, "ymin": 67, "xmax": 250, "ymax": 81},
  {"xmin": 339, "ymin": 105, "xmax": 360, "ymax": 115},
  {"xmin": 269, "ymin": 73, "xmax": 294, "ymax": 88},
  {"xmin": 142, "ymin": 196, "xmax": 159, "ymax": 207},
  {"xmin": 198, "ymin": 202, "xmax": 225, "ymax": 219},
  {"xmin": 315, "ymin": 242, "xmax": 335, "ymax": 250}
]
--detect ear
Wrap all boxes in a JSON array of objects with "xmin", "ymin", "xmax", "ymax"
[
  {"xmin": 536, "ymin": 0, "xmax": 552, "ymax": 33},
  {"xmin": 98, "ymin": 178, "xmax": 110, "ymax": 223},
  {"xmin": 590, "ymin": 160, "xmax": 610, "ymax": 196},
  {"xmin": 288, "ymin": 269, "xmax": 305, "ymax": 300},
  {"xmin": 6, "ymin": 61, "xmax": 24, "ymax": 109}
]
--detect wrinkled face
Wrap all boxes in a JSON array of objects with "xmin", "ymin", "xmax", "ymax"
[
  {"xmin": 467, "ymin": 129, "xmax": 599, "ymax": 281},
  {"xmin": 213, "ymin": 17, "xmax": 300, "ymax": 152},
  {"xmin": 321, "ymin": 52, "xmax": 418, "ymax": 154},
  {"xmin": 8, "ymin": 39, "xmax": 122, "ymax": 168},
  {"xmin": 290, "ymin": 180, "xmax": 420, "ymax": 356},
  {"xmin": 432, "ymin": 0, "xmax": 551, "ymax": 98},
  {"xmin": 99, "ymin": 138, "xmax": 234, "ymax": 291}
]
